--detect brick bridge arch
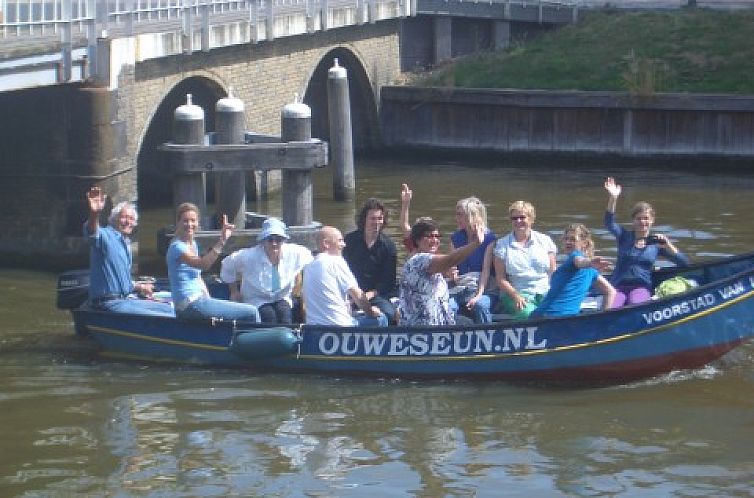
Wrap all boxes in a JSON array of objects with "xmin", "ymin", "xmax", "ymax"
[{"xmin": 126, "ymin": 22, "xmax": 400, "ymax": 205}]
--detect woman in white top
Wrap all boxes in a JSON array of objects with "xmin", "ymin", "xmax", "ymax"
[{"xmin": 492, "ymin": 200, "xmax": 556, "ymax": 319}]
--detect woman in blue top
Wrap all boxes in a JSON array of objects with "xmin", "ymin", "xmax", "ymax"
[
  {"xmin": 167, "ymin": 202, "xmax": 260, "ymax": 322},
  {"xmin": 532, "ymin": 224, "xmax": 616, "ymax": 317},
  {"xmin": 604, "ymin": 177, "xmax": 690, "ymax": 308},
  {"xmin": 449, "ymin": 196, "xmax": 497, "ymax": 323}
]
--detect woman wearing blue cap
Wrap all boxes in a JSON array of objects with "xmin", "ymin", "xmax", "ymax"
[
  {"xmin": 220, "ymin": 217, "xmax": 313, "ymax": 323},
  {"xmin": 167, "ymin": 203, "xmax": 261, "ymax": 322}
]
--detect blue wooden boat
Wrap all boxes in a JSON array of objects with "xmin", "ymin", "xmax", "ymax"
[{"xmin": 58, "ymin": 252, "xmax": 754, "ymax": 383}]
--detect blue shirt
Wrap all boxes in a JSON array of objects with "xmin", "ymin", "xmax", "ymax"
[
  {"xmin": 532, "ymin": 250, "xmax": 599, "ymax": 317},
  {"xmin": 167, "ymin": 239, "xmax": 205, "ymax": 305},
  {"xmin": 85, "ymin": 223, "xmax": 134, "ymax": 300},
  {"xmin": 604, "ymin": 211, "xmax": 690, "ymax": 288},
  {"xmin": 450, "ymin": 229, "xmax": 496, "ymax": 275}
]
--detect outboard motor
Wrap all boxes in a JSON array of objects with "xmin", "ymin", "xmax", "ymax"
[{"xmin": 56, "ymin": 269, "xmax": 90, "ymax": 310}]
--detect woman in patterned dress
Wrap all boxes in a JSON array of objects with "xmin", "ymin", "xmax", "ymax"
[{"xmin": 398, "ymin": 217, "xmax": 484, "ymax": 325}]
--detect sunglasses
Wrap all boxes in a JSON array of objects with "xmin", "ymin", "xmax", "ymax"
[
  {"xmin": 423, "ymin": 232, "xmax": 442, "ymax": 239},
  {"xmin": 510, "ymin": 215, "xmax": 527, "ymax": 221},
  {"xmin": 266, "ymin": 235, "xmax": 286, "ymax": 243}
]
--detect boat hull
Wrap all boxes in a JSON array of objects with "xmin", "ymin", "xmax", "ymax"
[{"xmin": 71, "ymin": 252, "xmax": 754, "ymax": 383}]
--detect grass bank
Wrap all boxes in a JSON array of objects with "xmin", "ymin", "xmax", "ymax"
[{"xmin": 411, "ymin": 9, "xmax": 754, "ymax": 94}]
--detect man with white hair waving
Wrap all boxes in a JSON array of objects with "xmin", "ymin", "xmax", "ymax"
[{"xmin": 84, "ymin": 186, "xmax": 173, "ymax": 316}]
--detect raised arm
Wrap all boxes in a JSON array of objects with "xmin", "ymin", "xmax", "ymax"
[
  {"xmin": 466, "ymin": 242, "xmax": 494, "ymax": 309},
  {"xmin": 399, "ymin": 183, "xmax": 412, "ymax": 239},
  {"xmin": 427, "ymin": 222, "xmax": 483, "ymax": 275},
  {"xmin": 604, "ymin": 177, "xmax": 621, "ymax": 214},
  {"xmin": 86, "ymin": 186, "xmax": 106, "ymax": 234},
  {"xmin": 493, "ymin": 252, "xmax": 526, "ymax": 312},
  {"xmin": 179, "ymin": 214, "xmax": 234, "ymax": 271},
  {"xmin": 574, "ymin": 255, "xmax": 611, "ymax": 272}
]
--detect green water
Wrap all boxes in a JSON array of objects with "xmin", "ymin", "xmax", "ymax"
[{"xmin": 1, "ymin": 157, "xmax": 753, "ymax": 496}]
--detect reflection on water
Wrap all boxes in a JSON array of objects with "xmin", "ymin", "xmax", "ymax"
[
  {"xmin": 1, "ymin": 156, "xmax": 754, "ymax": 495},
  {"xmin": 1, "ymin": 351, "xmax": 754, "ymax": 495},
  {"xmin": 2, "ymin": 363, "xmax": 753, "ymax": 496}
]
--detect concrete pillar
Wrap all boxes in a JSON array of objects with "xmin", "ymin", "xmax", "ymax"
[
  {"xmin": 70, "ymin": 87, "xmax": 115, "ymax": 181},
  {"xmin": 327, "ymin": 59, "xmax": 355, "ymax": 201},
  {"xmin": 93, "ymin": 36, "xmax": 111, "ymax": 87},
  {"xmin": 214, "ymin": 90, "xmax": 246, "ymax": 229},
  {"xmin": 172, "ymin": 94, "xmax": 207, "ymax": 222},
  {"xmin": 493, "ymin": 21, "xmax": 511, "ymax": 50},
  {"xmin": 69, "ymin": 87, "xmax": 118, "ymax": 231},
  {"xmin": 281, "ymin": 95, "xmax": 313, "ymax": 226},
  {"xmin": 434, "ymin": 17, "xmax": 452, "ymax": 64}
]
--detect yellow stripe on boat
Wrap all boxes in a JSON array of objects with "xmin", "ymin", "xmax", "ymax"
[{"xmin": 88, "ymin": 325, "xmax": 229, "ymax": 352}]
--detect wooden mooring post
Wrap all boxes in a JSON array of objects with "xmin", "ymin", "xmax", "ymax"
[
  {"xmin": 171, "ymin": 94, "xmax": 208, "ymax": 225},
  {"xmin": 281, "ymin": 94, "xmax": 314, "ymax": 227},
  {"xmin": 214, "ymin": 90, "xmax": 246, "ymax": 229},
  {"xmin": 161, "ymin": 94, "xmax": 328, "ymax": 253},
  {"xmin": 327, "ymin": 59, "xmax": 355, "ymax": 202}
]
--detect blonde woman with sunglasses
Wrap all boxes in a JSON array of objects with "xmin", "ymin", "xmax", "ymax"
[{"xmin": 492, "ymin": 201, "xmax": 557, "ymax": 319}]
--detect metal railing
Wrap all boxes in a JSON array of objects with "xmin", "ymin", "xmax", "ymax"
[
  {"xmin": 0, "ymin": 0, "xmax": 410, "ymax": 40},
  {"xmin": 0, "ymin": 0, "xmax": 412, "ymax": 87}
]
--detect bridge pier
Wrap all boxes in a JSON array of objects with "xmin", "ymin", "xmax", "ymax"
[{"xmin": 0, "ymin": 82, "xmax": 136, "ymax": 269}]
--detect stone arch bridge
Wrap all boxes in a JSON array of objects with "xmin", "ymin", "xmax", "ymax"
[
  {"xmin": 123, "ymin": 22, "xmax": 401, "ymax": 204},
  {"xmin": 0, "ymin": 3, "xmax": 410, "ymax": 267}
]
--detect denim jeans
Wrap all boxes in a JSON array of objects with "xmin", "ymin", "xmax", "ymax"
[
  {"xmin": 178, "ymin": 297, "xmax": 260, "ymax": 322},
  {"xmin": 258, "ymin": 300, "xmax": 293, "ymax": 324},
  {"xmin": 369, "ymin": 295, "xmax": 398, "ymax": 325},
  {"xmin": 95, "ymin": 297, "xmax": 174, "ymax": 317},
  {"xmin": 450, "ymin": 292, "xmax": 497, "ymax": 324}
]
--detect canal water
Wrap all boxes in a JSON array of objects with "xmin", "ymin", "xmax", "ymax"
[{"xmin": 1, "ymin": 156, "xmax": 753, "ymax": 496}]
